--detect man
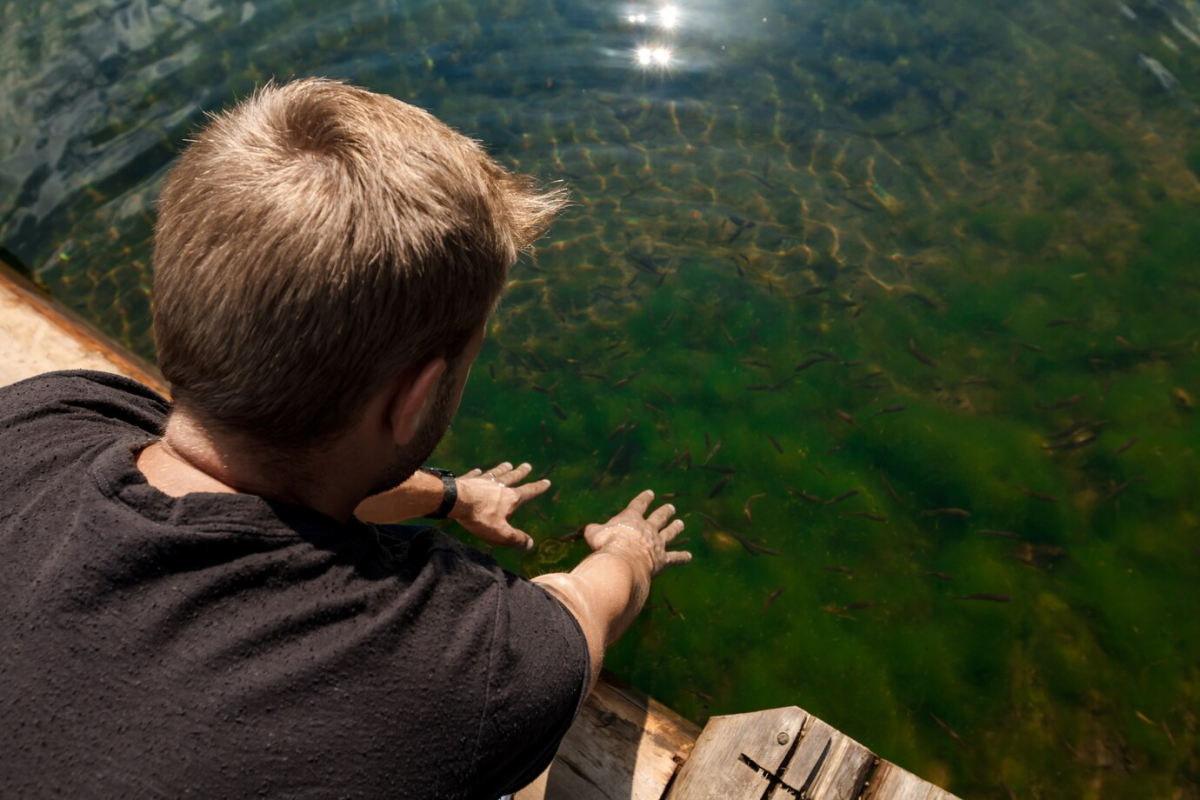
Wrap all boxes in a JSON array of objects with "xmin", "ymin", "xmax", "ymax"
[{"xmin": 0, "ymin": 79, "xmax": 689, "ymax": 798}]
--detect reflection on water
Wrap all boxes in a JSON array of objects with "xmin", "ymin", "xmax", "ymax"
[{"xmin": 3, "ymin": 0, "xmax": 1199, "ymax": 796}]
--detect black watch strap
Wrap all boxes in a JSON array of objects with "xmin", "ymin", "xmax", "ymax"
[{"xmin": 421, "ymin": 467, "xmax": 457, "ymax": 519}]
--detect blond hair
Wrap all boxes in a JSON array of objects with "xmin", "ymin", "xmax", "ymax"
[{"xmin": 152, "ymin": 79, "xmax": 566, "ymax": 447}]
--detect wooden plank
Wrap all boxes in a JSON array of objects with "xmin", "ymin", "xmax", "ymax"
[
  {"xmin": 0, "ymin": 259, "xmax": 164, "ymax": 392},
  {"xmin": 862, "ymin": 761, "xmax": 959, "ymax": 800},
  {"xmin": 799, "ymin": 722, "xmax": 876, "ymax": 800},
  {"xmin": 516, "ymin": 671, "xmax": 700, "ymax": 800},
  {"xmin": 665, "ymin": 706, "xmax": 807, "ymax": 800}
]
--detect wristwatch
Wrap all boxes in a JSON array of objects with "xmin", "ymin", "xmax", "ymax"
[{"xmin": 421, "ymin": 467, "xmax": 457, "ymax": 519}]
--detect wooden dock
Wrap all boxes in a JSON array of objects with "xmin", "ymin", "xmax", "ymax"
[{"xmin": 0, "ymin": 259, "xmax": 959, "ymax": 800}]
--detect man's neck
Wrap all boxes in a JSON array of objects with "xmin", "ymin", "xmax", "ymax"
[{"xmin": 136, "ymin": 411, "xmax": 366, "ymax": 522}]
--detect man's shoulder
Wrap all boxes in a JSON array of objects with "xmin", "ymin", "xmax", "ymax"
[{"xmin": 1, "ymin": 369, "xmax": 167, "ymax": 415}]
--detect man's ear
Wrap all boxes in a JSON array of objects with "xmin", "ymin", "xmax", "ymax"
[{"xmin": 388, "ymin": 357, "xmax": 447, "ymax": 446}]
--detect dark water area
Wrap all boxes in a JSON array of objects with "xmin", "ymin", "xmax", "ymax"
[{"xmin": 3, "ymin": 0, "xmax": 1200, "ymax": 795}]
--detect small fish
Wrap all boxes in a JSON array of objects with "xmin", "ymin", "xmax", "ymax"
[
  {"xmin": 740, "ymin": 358, "xmax": 772, "ymax": 370},
  {"xmin": 660, "ymin": 312, "xmax": 674, "ymax": 332},
  {"xmin": 747, "ymin": 384, "xmax": 775, "ymax": 392},
  {"xmin": 655, "ymin": 387, "xmax": 676, "ymax": 405},
  {"xmin": 880, "ymin": 474, "xmax": 903, "ymax": 505},
  {"xmin": 903, "ymin": 291, "xmax": 941, "ymax": 310},
  {"xmin": 611, "ymin": 369, "xmax": 645, "ymax": 389},
  {"xmin": 551, "ymin": 402, "xmax": 568, "ymax": 421},
  {"xmin": 540, "ymin": 419, "xmax": 554, "ymax": 447},
  {"xmin": 1046, "ymin": 318, "xmax": 1077, "ymax": 328},
  {"xmin": 956, "ymin": 593, "xmax": 1012, "ymax": 603},
  {"xmin": 845, "ymin": 601, "xmax": 877, "ymax": 610},
  {"xmin": 767, "ymin": 434, "xmax": 785, "ymax": 454},
  {"xmin": 1018, "ymin": 487, "xmax": 1059, "ymax": 503},
  {"xmin": 1170, "ymin": 14, "xmax": 1200, "ymax": 48},
  {"xmin": 795, "ymin": 356, "xmax": 830, "ymax": 373},
  {"xmin": 604, "ymin": 444, "xmax": 626, "ymax": 474},
  {"xmin": 708, "ymin": 477, "xmax": 732, "ymax": 498},
  {"xmin": 872, "ymin": 404, "xmax": 907, "ymax": 417},
  {"xmin": 961, "ymin": 376, "xmax": 991, "ymax": 386},
  {"xmin": 813, "ymin": 463, "xmax": 828, "ymax": 477},
  {"xmin": 908, "ymin": 338, "xmax": 938, "ymax": 368},
  {"xmin": 922, "ymin": 508, "xmax": 972, "ymax": 517},
  {"xmin": 531, "ymin": 383, "xmax": 555, "ymax": 394},
  {"xmin": 488, "ymin": 363, "xmax": 497, "ymax": 380},
  {"xmin": 787, "ymin": 487, "xmax": 823, "ymax": 503},
  {"xmin": 978, "ymin": 529, "xmax": 1020, "ymax": 539},
  {"xmin": 1107, "ymin": 476, "xmax": 1148, "ymax": 500},
  {"xmin": 847, "ymin": 511, "xmax": 887, "ymax": 522},
  {"xmin": 931, "ymin": 714, "xmax": 966, "ymax": 748},
  {"xmin": 764, "ymin": 588, "xmax": 785, "ymax": 610},
  {"xmin": 579, "ymin": 370, "xmax": 608, "ymax": 380},
  {"xmin": 824, "ymin": 566, "xmax": 854, "ymax": 575},
  {"xmin": 802, "ymin": 286, "xmax": 830, "ymax": 296},
  {"xmin": 698, "ymin": 465, "xmax": 735, "ymax": 475},
  {"xmin": 1138, "ymin": 53, "xmax": 1180, "ymax": 91},
  {"xmin": 1036, "ymin": 393, "xmax": 1085, "ymax": 411},
  {"xmin": 1174, "ymin": 387, "xmax": 1194, "ymax": 412},
  {"xmin": 835, "ymin": 409, "xmax": 864, "ymax": 430},
  {"xmin": 720, "ymin": 326, "xmax": 737, "ymax": 346},
  {"xmin": 630, "ymin": 252, "xmax": 662, "ymax": 275},
  {"xmin": 704, "ymin": 437, "xmax": 723, "ymax": 465},
  {"xmin": 743, "ymin": 493, "xmax": 766, "ymax": 523},
  {"xmin": 1017, "ymin": 341, "xmax": 1045, "ymax": 353},
  {"xmin": 1116, "ymin": 2, "xmax": 1136, "ymax": 21},
  {"xmin": 685, "ymin": 685, "xmax": 713, "ymax": 702},
  {"xmin": 732, "ymin": 532, "xmax": 780, "ymax": 556},
  {"xmin": 663, "ymin": 595, "xmax": 683, "ymax": 619},
  {"xmin": 826, "ymin": 489, "xmax": 860, "ymax": 505},
  {"xmin": 925, "ymin": 571, "xmax": 955, "ymax": 581},
  {"xmin": 643, "ymin": 401, "xmax": 664, "ymax": 415}
]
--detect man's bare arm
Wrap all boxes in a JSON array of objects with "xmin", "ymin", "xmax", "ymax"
[
  {"xmin": 533, "ymin": 490, "xmax": 689, "ymax": 691},
  {"xmin": 355, "ymin": 469, "xmax": 443, "ymax": 522},
  {"xmin": 355, "ymin": 461, "xmax": 552, "ymax": 550}
]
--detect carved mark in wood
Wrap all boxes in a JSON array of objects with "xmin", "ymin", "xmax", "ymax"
[{"xmin": 738, "ymin": 753, "xmax": 801, "ymax": 798}]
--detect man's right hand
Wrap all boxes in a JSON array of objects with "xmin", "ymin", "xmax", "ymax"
[
  {"xmin": 583, "ymin": 489, "xmax": 690, "ymax": 578},
  {"xmin": 532, "ymin": 489, "xmax": 692, "ymax": 693}
]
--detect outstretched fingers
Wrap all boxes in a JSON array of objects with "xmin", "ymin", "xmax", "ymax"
[
  {"xmin": 663, "ymin": 550, "xmax": 692, "ymax": 568},
  {"xmin": 624, "ymin": 489, "xmax": 656, "ymax": 518},
  {"xmin": 660, "ymin": 518, "xmax": 686, "ymax": 542},
  {"xmin": 645, "ymin": 502, "xmax": 677, "ymax": 530},
  {"xmin": 512, "ymin": 479, "xmax": 552, "ymax": 507}
]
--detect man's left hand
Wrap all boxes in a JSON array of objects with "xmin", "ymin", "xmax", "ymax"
[{"xmin": 450, "ymin": 462, "xmax": 551, "ymax": 550}]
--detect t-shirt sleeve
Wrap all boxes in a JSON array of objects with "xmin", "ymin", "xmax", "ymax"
[{"xmin": 470, "ymin": 570, "xmax": 591, "ymax": 794}]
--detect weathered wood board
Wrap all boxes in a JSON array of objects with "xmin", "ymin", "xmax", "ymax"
[
  {"xmin": 515, "ymin": 672, "xmax": 700, "ymax": 800},
  {"xmin": 666, "ymin": 707, "xmax": 807, "ymax": 799},
  {"xmin": 861, "ymin": 761, "xmax": 958, "ymax": 800},
  {"xmin": 662, "ymin": 708, "xmax": 957, "ymax": 800},
  {"xmin": 0, "ymin": 259, "xmax": 163, "ymax": 391}
]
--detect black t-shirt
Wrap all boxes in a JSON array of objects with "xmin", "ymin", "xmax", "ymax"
[{"xmin": 0, "ymin": 371, "xmax": 589, "ymax": 798}]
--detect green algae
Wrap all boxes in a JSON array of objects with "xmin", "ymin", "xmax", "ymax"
[{"xmin": 3, "ymin": 0, "xmax": 1200, "ymax": 796}]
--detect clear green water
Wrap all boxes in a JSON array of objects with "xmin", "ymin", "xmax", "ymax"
[{"xmin": 3, "ymin": 0, "xmax": 1200, "ymax": 795}]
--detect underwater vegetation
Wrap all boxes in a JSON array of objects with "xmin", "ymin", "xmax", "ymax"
[{"xmin": 3, "ymin": 0, "xmax": 1200, "ymax": 796}]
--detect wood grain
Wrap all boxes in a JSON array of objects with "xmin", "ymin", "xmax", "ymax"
[{"xmin": 665, "ymin": 707, "xmax": 807, "ymax": 799}]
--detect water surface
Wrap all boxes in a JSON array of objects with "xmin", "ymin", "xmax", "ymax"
[{"xmin": 3, "ymin": 0, "xmax": 1199, "ymax": 796}]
